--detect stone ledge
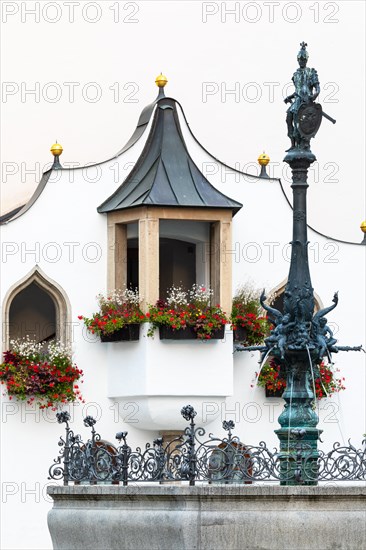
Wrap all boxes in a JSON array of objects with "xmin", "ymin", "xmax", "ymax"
[
  {"xmin": 48, "ymin": 483, "xmax": 366, "ymax": 499},
  {"xmin": 47, "ymin": 485, "xmax": 366, "ymax": 550}
]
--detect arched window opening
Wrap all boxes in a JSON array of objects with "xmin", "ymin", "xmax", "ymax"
[
  {"xmin": 2, "ymin": 266, "xmax": 71, "ymax": 350},
  {"xmin": 9, "ymin": 282, "xmax": 56, "ymax": 344}
]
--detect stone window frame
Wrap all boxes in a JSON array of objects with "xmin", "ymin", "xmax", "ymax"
[
  {"xmin": 107, "ymin": 206, "xmax": 233, "ymax": 314},
  {"xmin": 2, "ymin": 265, "xmax": 72, "ymax": 350}
]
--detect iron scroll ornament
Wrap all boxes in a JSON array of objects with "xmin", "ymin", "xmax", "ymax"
[{"xmin": 49, "ymin": 406, "xmax": 366, "ymax": 486}]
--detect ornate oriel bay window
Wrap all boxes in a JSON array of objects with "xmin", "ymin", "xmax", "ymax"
[
  {"xmin": 106, "ymin": 207, "xmax": 234, "ymax": 313},
  {"xmin": 99, "ymin": 92, "xmax": 242, "ymax": 313},
  {"xmin": 96, "ymin": 79, "xmax": 242, "ymax": 430}
]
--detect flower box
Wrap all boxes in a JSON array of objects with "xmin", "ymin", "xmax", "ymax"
[
  {"xmin": 233, "ymin": 326, "xmax": 248, "ymax": 342},
  {"xmin": 0, "ymin": 337, "xmax": 83, "ymax": 409},
  {"xmin": 100, "ymin": 324, "xmax": 140, "ymax": 342},
  {"xmin": 148, "ymin": 284, "xmax": 228, "ymax": 341},
  {"xmin": 80, "ymin": 289, "xmax": 146, "ymax": 342},
  {"xmin": 265, "ymin": 385, "xmax": 284, "ymax": 398},
  {"xmin": 159, "ymin": 325, "xmax": 225, "ymax": 340}
]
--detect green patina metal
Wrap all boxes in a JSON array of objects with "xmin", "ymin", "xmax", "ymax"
[{"xmin": 238, "ymin": 43, "xmax": 361, "ymax": 485}]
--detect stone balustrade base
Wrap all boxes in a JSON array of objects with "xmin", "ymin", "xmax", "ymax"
[{"xmin": 47, "ymin": 485, "xmax": 366, "ymax": 550}]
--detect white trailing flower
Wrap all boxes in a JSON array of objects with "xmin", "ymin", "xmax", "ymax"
[
  {"xmin": 9, "ymin": 336, "xmax": 71, "ymax": 362},
  {"xmin": 122, "ymin": 288, "xmax": 141, "ymax": 306},
  {"xmin": 48, "ymin": 341, "xmax": 72, "ymax": 362},
  {"xmin": 10, "ymin": 335, "xmax": 43, "ymax": 358},
  {"xmin": 165, "ymin": 284, "xmax": 214, "ymax": 308},
  {"xmin": 166, "ymin": 286, "xmax": 189, "ymax": 308},
  {"xmin": 188, "ymin": 284, "xmax": 213, "ymax": 308},
  {"xmin": 97, "ymin": 288, "xmax": 142, "ymax": 308}
]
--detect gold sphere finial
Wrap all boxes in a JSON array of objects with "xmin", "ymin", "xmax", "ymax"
[
  {"xmin": 155, "ymin": 73, "xmax": 168, "ymax": 88},
  {"xmin": 50, "ymin": 142, "xmax": 63, "ymax": 157},
  {"xmin": 360, "ymin": 220, "xmax": 366, "ymax": 234},
  {"xmin": 258, "ymin": 151, "xmax": 270, "ymax": 166}
]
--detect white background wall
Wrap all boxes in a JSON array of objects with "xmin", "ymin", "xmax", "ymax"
[
  {"xmin": 1, "ymin": 2, "xmax": 365, "ymax": 549},
  {"xmin": 1, "ymin": 1, "xmax": 365, "ymax": 240}
]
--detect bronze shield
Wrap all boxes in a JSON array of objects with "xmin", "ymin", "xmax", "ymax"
[{"xmin": 298, "ymin": 103, "xmax": 323, "ymax": 139}]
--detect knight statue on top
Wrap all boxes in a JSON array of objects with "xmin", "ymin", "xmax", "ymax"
[
  {"xmin": 236, "ymin": 43, "xmax": 361, "ymax": 367},
  {"xmin": 284, "ymin": 42, "xmax": 335, "ymax": 152}
]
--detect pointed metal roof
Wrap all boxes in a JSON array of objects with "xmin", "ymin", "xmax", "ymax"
[{"xmin": 97, "ymin": 97, "xmax": 242, "ymax": 215}]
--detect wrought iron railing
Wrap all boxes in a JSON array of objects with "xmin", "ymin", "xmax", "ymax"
[{"xmin": 48, "ymin": 405, "xmax": 366, "ymax": 486}]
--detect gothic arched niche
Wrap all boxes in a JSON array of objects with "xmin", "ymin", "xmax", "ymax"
[
  {"xmin": 2, "ymin": 266, "xmax": 71, "ymax": 349},
  {"xmin": 9, "ymin": 282, "xmax": 56, "ymax": 343}
]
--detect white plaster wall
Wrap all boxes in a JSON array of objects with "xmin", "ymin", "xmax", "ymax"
[
  {"xmin": 0, "ymin": 89, "xmax": 365, "ymax": 550},
  {"xmin": 0, "ymin": 131, "xmax": 154, "ymax": 550}
]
